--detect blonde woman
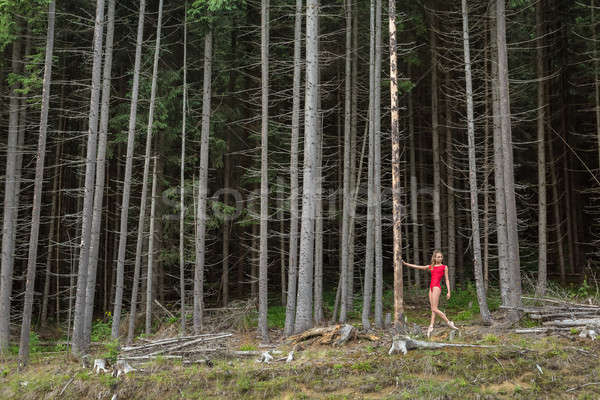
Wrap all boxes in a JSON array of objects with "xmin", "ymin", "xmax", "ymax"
[{"xmin": 403, "ymin": 250, "xmax": 458, "ymax": 338}]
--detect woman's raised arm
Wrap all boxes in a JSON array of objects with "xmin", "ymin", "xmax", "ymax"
[{"xmin": 402, "ymin": 260, "xmax": 429, "ymax": 271}]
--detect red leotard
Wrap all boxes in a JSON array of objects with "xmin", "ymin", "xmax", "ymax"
[{"xmin": 429, "ymin": 264, "xmax": 446, "ymax": 292}]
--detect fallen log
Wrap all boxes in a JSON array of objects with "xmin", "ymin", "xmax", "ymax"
[
  {"xmin": 543, "ymin": 318, "xmax": 600, "ymax": 327},
  {"xmin": 388, "ymin": 336, "xmax": 496, "ymax": 355}
]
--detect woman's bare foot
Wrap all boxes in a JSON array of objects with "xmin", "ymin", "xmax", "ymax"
[
  {"xmin": 447, "ymin": 321, "xmax": 458, "ymax": 330},
  {"xmin": 427, "ymin": 325, "xmax": 434, "ymax": 338}
]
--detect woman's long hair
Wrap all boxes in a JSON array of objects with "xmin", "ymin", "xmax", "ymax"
[{"xmin": 430, "ymin": 250, "xmax": 443, "ymax": 266}]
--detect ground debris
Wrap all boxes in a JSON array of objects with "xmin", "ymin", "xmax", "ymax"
[{"xmin": 286, "ymin": 324, "xmax": 379, "ymax": 346}]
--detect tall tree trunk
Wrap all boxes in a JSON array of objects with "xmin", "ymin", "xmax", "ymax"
[
  {"xmin": 362, "ymin": 0, "xmax": 376, "ymax": 330},
  {"xmin": 41, "ymin": 134, "xmax": 61, "ymax": 327},
  {"xmin": 445, "ymin": 72, "xmax": 456, "ymax": 291},
  {"xmin": 112, "ymin": 0, "xmax": 146, "ymax": 340},
  {"xmin": 347, "ymin": 9, "xmax": 359, "ymax": 310},
  {"xmin": 595, "ymin": 0, "xmax": 600, "ymax": 172},
  {"xmin": 489, "ymin": 2, "xmax": 510, "ymax": 307},
  {"xmin": 283, "ymin": 0, "xmax": 302, "ymax": 337},
  {"xmin": 483, "ymin": 21, "xmax": 490, "ymax": 290},
  {"xmin": 339, "ymin": 0, "xmax": 351, "ymax": 329},
  {"xmin": 73, "ymin": 0, "xmax": 106, "ymax": 355},
  {"xmin": 430, "ymin": 10, "xmax": 442, "ymax": 251},
  {"xmin": 145, "ymin": 158, "xmax": 158, "ymax": 335},
  {"xmin": 389, "ymin": 0, "xmax": 404, "ymax": 332},
  {"xmin": 461, "ymin": 0, "xmax": 491, "ymax": 324},
  {"xmin": 496, "ymin": 0, "xmax": 522, "ymax": 315},
  {"xmin": 84, "ymin": 0, "xmax": 116, "ymax": 350},
  {"xmin": 258, "ymin": 0, "xmax": 270, "ymax": 343},
  {"xmin": 127, "ymin": 0, "xmax": 164, "ymax": 343},
  {"xmin": 314, "ymin": 123, "xmax": 324, "ymax": 325},
  {"xmin": 17, "ymin": 1, "xmax": 56, "ymax": 365},
  {"xmin": 0, "ymin": 29, "xmax": 23, "ymax": 354},
  {"xmin": 180, "ymin": 3, "xmax": 188, "ymax": 333},
  {"xmin": 373, "ymin": 0, "xmax": 383, "ymax": 329},
  {"xmin": 408, "ymin": 65, "xmax": 420, "ymax": 288},
  {"xmin": 193, "ymin": 29, "xmax": 213, "ymax": 334},
  {"xmin": 549, "ymin": 135, "xmax": 566, "ymax": 284},
  {"xmin": 535, "ymin": 0, "xmax": 548, "ymax": 296},
  {"xmin": 294, "ymin": 0, "xmax": 319, "ymax": 334}
]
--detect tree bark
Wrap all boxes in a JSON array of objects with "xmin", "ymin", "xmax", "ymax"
[
  {"xmin": 389, "ymin": 0, "xmax": 404, "ymax": 332},
  {"xmin": 373, "ymin": 0, "xmax": 383, "ymax": 329},
  {"xmin": 17, "ymin": 1, "xmax": 56, "ymax": 365},
  {"xmin": 258, "ymin": 0, "xmax": 270, "ymax": 343},
  {"xmin": 146, "ymin": 158, "xmax": 158, "ymax": 335},
  {"xmin": 535, "ymin": 0, "xmax": 547, "ymax": 296},
  {"xmin": 73, "ymin": 0, "xmax": 106, "ymax": 355},
  {"xmin": 362, "ymin": 0, "xmax": 376, "ymax": 330},
  {"xmin": 496, "ymin": 0, "xmax": 522, "ymax": 315},
  {"xmin": 193, "ymin": 29, "xmax": 213, "ymax": 334},
  {"xmin": 430, "ymin": 10, "xmax": 442, "ymax": 251},
  {"xmin": 127, "ymin": 0, "xmax": 164, "ymax": 343},
  {"xmin": 294, "ymin": 0, "xmax": 319, "ymax": 334},
  {"xmin": 408, "ymin": 65, "xmax": 420, "ymax": 288},
  {"xmin": 180, "ymin": 3, "xmax": 188, "ymax": 333},
  {"xmin": 112, "ymin": 0, "xmax": 147, "ymax": 340},
  {"xmin": 84, "ymin": 0, "xmax": 116, "ymax": 351},
  {"xmin": 445, "ymin": 71, "xmax": 456, "ymax": 291},
  {"xmin": 461, "ymin": 0, "xmax": 491, "ymax": 324},
  {"xmin": 0, "ymin": 28, "xmax": 23, "ymax": 355}
]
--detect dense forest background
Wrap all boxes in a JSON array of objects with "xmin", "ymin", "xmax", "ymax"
[{"xmin": 1, "ymin": 0, "xmax": 599, "ymax": 365}]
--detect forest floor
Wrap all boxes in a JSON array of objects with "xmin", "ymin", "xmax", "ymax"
[{"xmin": 2, "ymin": 287, "xmax": 600, "ymax": 399}]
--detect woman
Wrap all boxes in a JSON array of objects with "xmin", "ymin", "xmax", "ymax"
[{"xmin": 403, "ymin": 250, "xmax": 458, "ymax": 338}]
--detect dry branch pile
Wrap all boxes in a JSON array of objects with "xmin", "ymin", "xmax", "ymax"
[
  {"xmin": 286, "ymin": 324, "xmax": 379, "ymax": 346},
  {"xmin": 118, "ymin": 332, "xmax": 233, "ymax": 363},
  {"xmin": 511, "ymin": 296, "xmax": 600, "ymax": 337}
]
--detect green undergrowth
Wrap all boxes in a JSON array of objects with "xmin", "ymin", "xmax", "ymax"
[{"xmin": 2, "ymin": 331, "xmax": 599, "ymax": 400}]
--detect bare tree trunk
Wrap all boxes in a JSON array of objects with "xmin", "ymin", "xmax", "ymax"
[
  {"xmin": 389, "ymin": 0, "xmax": 404, "ymax": 332},
  {"xmin": 258, "ymin": 0, "xmax": 270, "ymax": 343},
  {"xmin": 180, "ymin": 3, "xmax": 188, "ymax": 333},
  {"xmin": 41, "ymin": 129, "xmax": 61, "ymax": 327},
  {"xmin": 347, "ymin": 9, "xmax": 358, "ymax": 311},
  {"xmin": 339, "ymin": 0, "xmax": 351, "ymax": 329},
  {"xmin": 362, "ymin": 0, "xmax": 376, "ymax": 330},
  {"xmin": 17, "ymin": 1, "xmax": 56, "ymax": 365},
  {"xmin": 489, "ymin": 2, "xmax": 510, "ymax": 307},
  {"xmin": 0, "ymin": 29, "xmax": 23, "ymax": 355},
  {"xmin": 145, "ymin": 158, "xmax": 158, "ymax": 335},
  {"xmin": 128, "ymin": 0, "xmax": 164, "ymax": 343},
  {"xmin": 73, "ymin": 0, "xmax": 106, "ymax": 355},
  {"xmin": 84, "ymin": 0, "xmax": 116, "ymax": 351},
  {"xmin": 373, "ymin": 0, "xmax": 383, "ymax": 329},
  {"xmin": 549, "ymin": 135, "xmax": 566, "ymax": 284},
  {"xmin": 535, "ymin": 0, "xmax": 548, "ymax": 296},
  {"xmin": 595, "ymin": 0, "xmax": 600, "ymax": 172},
  {"xmin": 408, "ymin": 65, "xmax": 420, "ymax": 288},
  {"xmin": 223, "ymin": 141, "xmax": 230, "ymax": 308},
  {"xmin": 112, "ymin": 0, "xmax": 146, "ymax": 340},
  {"xmin": 496, "ymin": 0, "xmax": 522, "ymax": 314},
  {"xmin": 461, "ymin": 0, "xmax": 491, "ymax": 324},
  {"xmin": 483, "ymin": 22, "xmax": 490, "ymax": 290},
  {"xmin": 283, "ymin": 0, "xmax": 302, "ymax": 337},
  {"xmin": 294, "ymin": 0, "xmax": 319, "ymax": 334},
  {"xmin": 314, "ymin": 124, "xmax": 323, "ymax": 325},
  {"xmin": 445, "ymin": 72, "xmax": 456, "ymax": 291},
  {"xmin": 430, "ymin": 10, "xmax": 441, "ymax": 251},
  {"xmin": 193, "ymin": 29, "xmax": 213, "ymax": 334}
]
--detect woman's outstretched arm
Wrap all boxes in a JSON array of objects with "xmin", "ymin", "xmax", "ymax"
[
  {"xmin": 402, "ymin": 260, "xmax": 429, "ymax": 270},
  {"xmin": 445, "ymin": 266, "xmax": 451, "ymax": 299}
]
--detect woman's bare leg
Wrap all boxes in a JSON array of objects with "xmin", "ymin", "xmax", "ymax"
[
  {"xmin": 428, "ymin": 289, "xmax": 436, "ymax": 327},
  {"xmin": 430, "ymin": 287, "xmax": 451, "ymax": 325}
]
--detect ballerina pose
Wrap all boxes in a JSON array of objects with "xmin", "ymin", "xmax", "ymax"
[{"xmin": 403, "ymin": 250, "xmax": 458, "ymax": 338}]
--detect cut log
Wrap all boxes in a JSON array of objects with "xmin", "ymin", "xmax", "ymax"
[
  {"xmin": 543, "ymin": 318, "xmax": 600, "ymax": 327},
  {"xmin": 93, "ymin": 359, "xmax": 109, "ymax": 374},
  {"xmin": 113, "ymin": 360, "xmax": 136, "ymax": 377},
  {"xmin": 388, "ymin": 336, "xmax": 496, "ymax": 355}
]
